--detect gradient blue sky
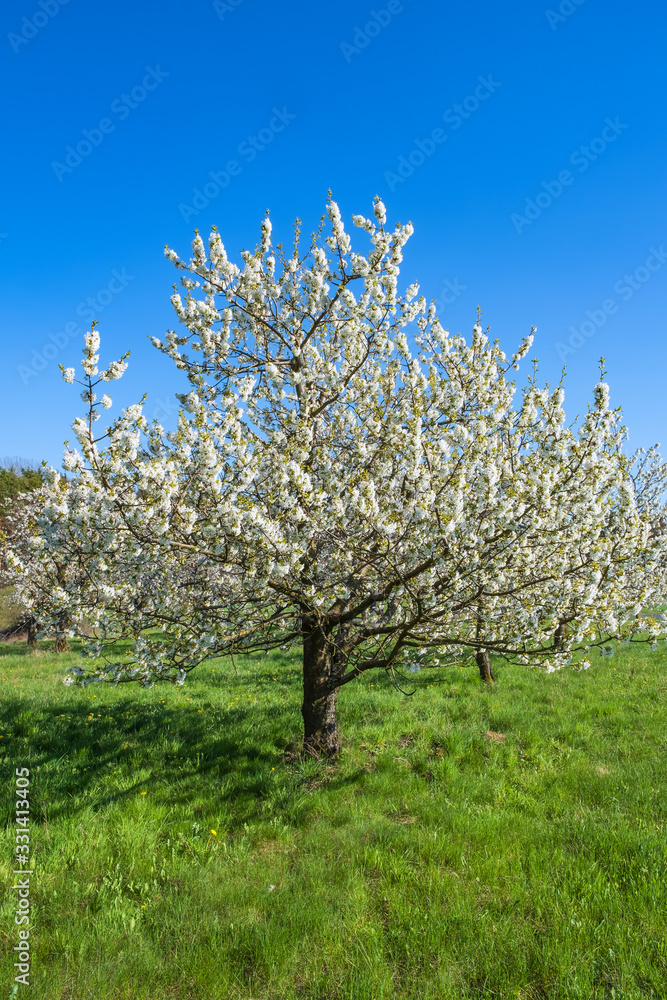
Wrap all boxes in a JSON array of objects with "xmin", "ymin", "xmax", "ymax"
[{"xmin": 2, "ymin": 0, "xmax": 666, "ymax": 469}]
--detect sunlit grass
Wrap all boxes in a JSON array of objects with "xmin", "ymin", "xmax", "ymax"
[{"xmin": 0, "ymin": 635, "xmax": 666, "ymax": 998}]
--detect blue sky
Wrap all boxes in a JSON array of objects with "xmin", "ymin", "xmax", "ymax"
[{"xmin": 2, "ymin": 0, "xmax": 666, "ymax": 469}]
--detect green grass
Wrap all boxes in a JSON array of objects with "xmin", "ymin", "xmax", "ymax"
[{"xmin": 1, "ymin": 637, "xmax": 666, "ymax": 999}]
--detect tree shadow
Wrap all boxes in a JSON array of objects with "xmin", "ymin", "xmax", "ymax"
[
  {"xmin": 1, "ymin": 695, "xmax": 295, "ymax": 820},
  {"xmin": 0, "ymin": 650, "xmax": 368, "ymax": 835}
]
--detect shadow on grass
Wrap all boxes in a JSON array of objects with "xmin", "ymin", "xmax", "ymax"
[{"xmin": 0, "ymin": 641, "xmax": 370, "ymax": 834}]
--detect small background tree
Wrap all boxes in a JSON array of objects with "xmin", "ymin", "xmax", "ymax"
[{"xmin": 0, "ymin": 458, "xmax": 45, "ymax": 642}]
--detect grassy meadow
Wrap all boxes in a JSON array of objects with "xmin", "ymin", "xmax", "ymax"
[{"xmin": 1, "ymin": 631, "xmax": 666, "ymax": 999}]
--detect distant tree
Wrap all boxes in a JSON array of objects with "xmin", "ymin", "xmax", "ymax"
[
  {"xmin": 0, "ymin": 461, "xmax": 75, "ymax": 649},
  {"xmin": 0, "ymin": 460, "xmax": 44, "ymax": 587},
  {"xmin": 9, "ymin": 199, "xmax": 666, "ymax": 756},
  {"xmin": 0, "ymin": 460, "xmax": 43, "ymax": 526},
  {"xmin": 0, "ymin": 462, "xmax": 45, "ymax": 643},
  {"xmin": 2, "ymin": 485, "xmax": 75, "ymax": 651},
  {"xmin": 626, "ymin": 445, "xmax": 667, "ymax": 607}
]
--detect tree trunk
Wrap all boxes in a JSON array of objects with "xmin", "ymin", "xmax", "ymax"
[
  {"xmin": 476, "ymin": 649, "xmax": 495, "ymax": 684},
  {"xmin": 26, "ymin": 617, "xmax": 37, "ymax": 648},
  {"xmin": 554, "ymin": 621, "xmax": 568, "ymax": 651},
  {"xmin": 54, "ymin": 614, "xmax": 70, "ymax": 653},
  {"xmin": 301, "ymin": 614, "xmax": 342, "ymax": 758},
  {"xmin": 474, "ymin": 606, "xmax": 494, "ymax": 684}
]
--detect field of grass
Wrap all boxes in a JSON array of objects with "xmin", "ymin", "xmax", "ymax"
[{"xmin": 1, "ymin": 634, "xmax": 666, "ymax": 999}]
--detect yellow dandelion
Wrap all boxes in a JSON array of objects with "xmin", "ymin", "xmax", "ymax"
[{"xmin": 210, "ymin": 829, "xmax": 217, "ymax": 836}]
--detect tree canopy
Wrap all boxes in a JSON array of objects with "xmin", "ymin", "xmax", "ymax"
[{"xmin": 6, "ymin": 198, "xmax": 666, "ymax": 755}]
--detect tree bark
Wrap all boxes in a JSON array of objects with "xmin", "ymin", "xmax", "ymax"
[
  {"xmin": 474, "ymin": 608, "xmax": 495, "ymax": 683},
  {"xmin": 26, "ymin": 617, "xmax": 37, "ymax": 648},
  {"xmin": 301, "ymin": 614, "xmax": 342, "ymax": 758},
  {"xmin": 553, "ymin": 621, "xmax": 568, "ymax": 651},
  {"xmin": 476, "ymin": 649, "xmax": 495, "ymax": 684},
  {"xmin": 54, "ymin": 613, "xmax": 70, "ymax": 653}
]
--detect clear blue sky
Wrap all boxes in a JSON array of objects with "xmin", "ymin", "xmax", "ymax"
[{"xmin": 2, "ymin": 0, "xmax": 666, "ymax": 469}]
